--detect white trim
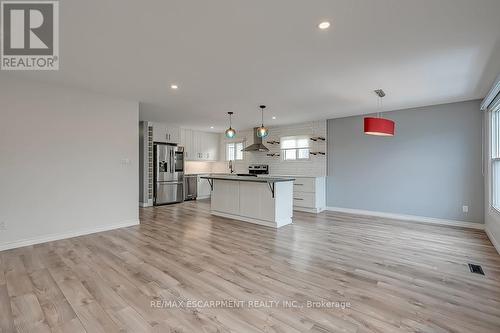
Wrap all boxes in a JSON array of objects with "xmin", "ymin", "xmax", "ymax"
[
  {"xmin": 485, "ymin": 225, "xmax": 500, "ymax": 254},
  {"xmin": 139, "ymin": 202, "xmax": 153, "ymax": 207},
  {"xmin": 0, "ymin": 220, "xmax": 139, "ymax": 252},
  {"xmin": 325, "ymin": 207, "xmax": 484, "ymax": 230},
  {"xmin": 481, "ymin": 73, "xmax": 500, "ymax": 110},
  {"xmin": 211, "ymin": 210, "xmax": 292, "ymax": 228},
  {"xmin": 197, "ymin": 195, "xmax": 211, "ymax": 200},
  {"xmin": 293, "ymin": 206, "xmax": 325, "ymax": 214}
]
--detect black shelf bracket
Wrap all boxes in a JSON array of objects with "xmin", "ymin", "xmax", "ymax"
[
  {"xmin": 267, "ymin": 182, "xmax": 275, "ymax": 198},
  {"xmin": 206, "ymin": 178, "xmax": 214, "ymax": 191}
]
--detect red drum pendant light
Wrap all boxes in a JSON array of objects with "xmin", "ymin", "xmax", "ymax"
[
  {"xmin": 364, "ymin": 117, "xmax": 395, "ymax": 136},
  {"xmin": 364, "ymin": 89, "xmax": 395, "ymax": 137}
]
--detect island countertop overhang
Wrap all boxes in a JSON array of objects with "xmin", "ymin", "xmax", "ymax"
[{"xmin": 200, "ymin": 175, "xmax": 295, "ymax": 183}]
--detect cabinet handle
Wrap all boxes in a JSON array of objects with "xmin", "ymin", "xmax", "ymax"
[{"xmin": 293, "ymin": 198, "xmax": 304, "ymax": 201}]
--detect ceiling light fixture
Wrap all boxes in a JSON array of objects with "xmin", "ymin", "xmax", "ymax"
[
  {"xmin": 170, "ymin": 84, "xmax": 179, "ymax": 90},
  {"xmin": 256, "ymin": 105, "xmax": 269, "ymax": 138},
  {"xmin": 210, "ymin": 126, "xmax": 214, "ymax": 129},
  {"xmin": 364, "ymin": 89, "xmax": 395, "ymax": 136},
  {"xmin": 318, "ymin": 21, "xmax": 331, "ymax": 30},
  {"xmin": 225, "ymin": 112, "xmax": 236, "ymax": 138},
  {"xmin": 272, "ymin": 116, "xmax": 277, "ymax": 120}
]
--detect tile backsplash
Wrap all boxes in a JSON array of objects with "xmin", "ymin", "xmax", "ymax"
[
  {"xmin": 219, "ymin": 120, "xmax": 327, "ymax": 176},
  {"xmin": 185, "ymin": 161, "xmax": 227, "ymax": 174}
]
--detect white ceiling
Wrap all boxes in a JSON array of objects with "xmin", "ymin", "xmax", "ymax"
[{"xmin": 2, "ymin": 0, "xmax": 500, "ymax": 131}]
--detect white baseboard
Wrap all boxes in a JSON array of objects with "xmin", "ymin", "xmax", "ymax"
[
  {"xmin": 485, "ymin": 226, "xmax": 500, "ymax": 254},
  {"xmin": 293, "ymin": 206, "xmax": 326, "ymax": 214},
  {"xmin": 197, "ymin": 195, "xmax": 211, "ymax": 200},
  {"xmin": 325, "ymin": 207, "xmax": 484, "ymax": 230},
  {"xmin": 211, "ymin": 211, "xmax": 292, "ymax": 228},
  {"xmin": 0, "ymin": 220, "xmax": 139, "ymax": 252}
]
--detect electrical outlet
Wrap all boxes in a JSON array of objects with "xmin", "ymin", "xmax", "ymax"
[
  {"xmin": 0, "ymin": 221, "xmax": 6, "ymax": 231},
  {"xmin": 462, "ymin": 205, "xmax": 469, "ymax": 213}
]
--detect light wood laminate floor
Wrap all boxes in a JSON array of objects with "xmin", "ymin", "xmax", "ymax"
[{"xmin": 1, "ymin": 199, "xmax": 500, "ymax": 332}]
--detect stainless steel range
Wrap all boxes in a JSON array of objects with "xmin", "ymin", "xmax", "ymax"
[
  {"xmin": 234, "ymin": 165, "xmax": 269, "ymax": 177},
  {"xmin": 248, "ymin": 164, "xmax": 269, "ymax": 175}
]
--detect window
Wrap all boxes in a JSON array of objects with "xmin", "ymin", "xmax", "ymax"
[
  {"xmin": 281, "ymin": 136, "xmax": 310, "ymax": 160},
  {"xmin": 491, "ymin": 99, "xmax": 500, "ymax": 210},
  {"xmin": 226, "ymin": 142, "xmax": 244, "ymax": 161}
]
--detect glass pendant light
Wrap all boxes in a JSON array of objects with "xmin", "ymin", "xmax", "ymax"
[
  {"xmin": 225, "ymin": 111, "xmax": 236, "ymax": 138},
  {"xmin": 256, "ymin": 105, "xmax": 269, "ymax": 138}
]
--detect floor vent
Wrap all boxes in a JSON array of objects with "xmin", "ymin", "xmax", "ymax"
[{"xmin": 468, "ymin": 263, "xmax": 485, "ymax": 275}]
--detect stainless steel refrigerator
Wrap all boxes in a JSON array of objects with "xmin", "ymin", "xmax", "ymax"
[{"xmin": 154, "ymin": 143, "xmax": 184, "ymax": 205}]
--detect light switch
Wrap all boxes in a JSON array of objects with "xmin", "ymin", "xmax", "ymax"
[{"xmin": 121, "ymin": 158, "xmax": 131, "ymax": 166}]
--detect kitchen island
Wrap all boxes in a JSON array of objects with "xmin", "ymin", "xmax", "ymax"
[{"xmin": 201, "ymin": 175, "xmax": 295, "ymax": 228}]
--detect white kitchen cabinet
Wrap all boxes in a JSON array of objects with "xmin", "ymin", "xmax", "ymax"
[
  {"xmin": 182, "ymin": 130, "xmax": 220, "ymax": 161},
  {"xmin": 191, "ymin": 130, "xmax": 202, "ymax": 160},
  {"xmin": 202, "ymin": 132, "xmax": 219, "ymax": 161},
  {"xmin": 291, "ymin": 176, "xmax": 326, "ymax": 213},
  {"xmin": 197, "ymin": 175, "xmax": 212, "ymax": 199},
  {"xmin": 239, "ymin": 182, "xmax": 275, "ymax": 222},
  {"xmin": 211, "ymin": 180, "xmax": 240, "ymax": 215},
  {"xmin": 180, "ymin": 128, "xmax": 193, "ymax": 159},
  {"xmin": 167, "ymin": 126, "xmax": 180, "ymax": 144},
  {"xmin": 153, "ymin": 122, "xmax": 180, "ymax": 144},
  {"xmin": 208, "ymin": 178, "xmax": 294, "ymax": 228}
]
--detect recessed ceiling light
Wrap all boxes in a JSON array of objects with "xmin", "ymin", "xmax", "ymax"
[
  {"xmin": 210, "ymin": 126, "xmax": 214, "ymax": 129},
  {"xmin": 318, "ymin": 21, "xmax": 331, "ymax": 30},
  {"xmin": 272, "ymin": 116, "xmax": 276, "ymax": 120},
  {"xmin": 170, "ymin": 84, "xmax": 179, "ymax": 90}
]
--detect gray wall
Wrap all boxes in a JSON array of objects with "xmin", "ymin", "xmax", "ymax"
[{"xmin": 327, "ymin": 100, "xmax": 484, "ymax": 223}]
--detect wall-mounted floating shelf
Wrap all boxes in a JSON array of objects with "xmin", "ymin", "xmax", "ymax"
[
  {"xmin": 267, "ymin": 140, "xmax": 280, "ymax": 145},
  {"xmin": 310, "ymin": 137, "xmax": 326, "ymax": 142},
  {"xmin": 309, "ymin": 152, "xmax": 326, "ymax": 156},
  {"xmin": 266, "ymin": 153, "xmax": 280, "ymax": 157}
]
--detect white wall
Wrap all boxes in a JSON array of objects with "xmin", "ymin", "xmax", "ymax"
[
  {"xmin": 0, "ymin": 78, "xmax": 139, "ymax": 251},
  {"xmin": 219, "ymin": 121, "xmax": 327, "ymax": 176}
]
